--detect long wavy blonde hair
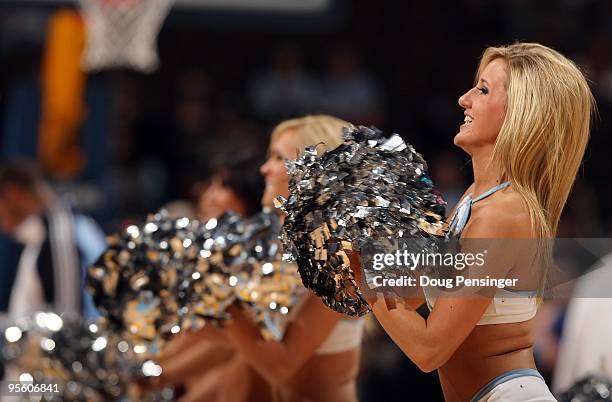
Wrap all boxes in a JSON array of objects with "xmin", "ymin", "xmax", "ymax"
[
  {"xmin": 270, "ymin": 115, "xmax": 352, "ymax": 157},
  {"xmin": 478, "ymin": 43, "xmax": 595, "ymax": 289}
]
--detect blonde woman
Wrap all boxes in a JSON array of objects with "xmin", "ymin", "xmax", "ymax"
[
  {"xmin": 223, "ymin": 115, "xmax": 364, "ymax": 402},
  {"xmin": 357, "ymin": 43, "xmax": 594, "ymax": 401}
]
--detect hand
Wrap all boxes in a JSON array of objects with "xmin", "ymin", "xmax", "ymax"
[
  {"xmin": 347, "ymin": 251, "xmax": 364, "ymax": 285},
  {"xmin": 347, "ymin": 250, "xmax": 398, "ymax": 309},
  {"xmin": 129, "ymin": 375, "xmax": 165, "ymax": 399},
  {"xmin": 348, "ymin": 251, "xmax": 383, "ymax": 306}
]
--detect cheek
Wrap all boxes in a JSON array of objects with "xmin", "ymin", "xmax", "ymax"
[
  {"xmin": 218, "ymin": 190, "xmax": 236, "ymax": 207},
  {"xmin": 197, "ymin": 195, "xmax": 208, "ymax": 213},
  {"xmin": 477, "ymin": 101, "xmax": 506, "ymax": 135},
  {"xmin": 487, "ymin": 107, "xmax": 506, "ymax": 140},
  {"xmin": 491, "ymin": 96, "xmax": 507, "ymax": 129},
  {"xmin": 226, "ymin": 196, "xmax": 246, "ymax": 213},
  {"xmin": 200, "ymin": 188, "xmax": 216, "ymax": 207},
  {"xmin": 269, "ymin": 161, "xmax": 288, "ymax": 181},
  {"xmin": 216, "ymin": 189, "xmax": 247, "ymax": 215},
  {"xmin": 496, "ymin": 107, "xmax": 506, "ymax": 130}
]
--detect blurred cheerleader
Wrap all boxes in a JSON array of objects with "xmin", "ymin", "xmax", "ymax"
[
  {"xmin": 143, "ymin": 155, "xmax": 271, "ymax": 402},
  {"xmin": 223, "ymin": 115, "xmax": 364, "ymax": 402}
]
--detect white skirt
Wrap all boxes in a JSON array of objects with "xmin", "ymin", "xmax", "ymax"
[{"xmin": 472, "ymin": 368, "xmax": 557, "ymax": 402}]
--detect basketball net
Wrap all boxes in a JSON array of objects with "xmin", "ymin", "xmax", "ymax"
[{"xmin": 78, "ymin": 0, "xmax": 175, "ymax": 73}]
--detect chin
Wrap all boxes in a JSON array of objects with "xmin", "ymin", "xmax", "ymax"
[
  {"xmin": 261, "ymin": 191, "xmax": 276, "ymax": 208},
  {"xmin": 453, "ymin": 132, "xmax": 473, "ymax": 155},
  {"xmin": 453, "ymin": 131, "xmax": 467, "ymax": 147}
]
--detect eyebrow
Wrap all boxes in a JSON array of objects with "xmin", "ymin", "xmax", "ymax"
[{"xmin": 479, "ymin": 78, "xmax": 490, "ymax": 86}]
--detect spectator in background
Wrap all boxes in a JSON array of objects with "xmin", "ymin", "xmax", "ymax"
[
  {"xmin": 553, "ymin": 252, "xmax": 612, "ymax": 394},
  {"xmin": 318, "ymin": 43, "xmax": 385, "ymax": 126},
  {"xmin": 248, "ymin": 43, "xmax": 318, "ymax": 122},
  {"xmin": 0, "ymin": 160, "xmax": 106, "ymax": 330},
  {"xmin": 196, "ymin": 153, "xmax": 264, "ymax": 221}
]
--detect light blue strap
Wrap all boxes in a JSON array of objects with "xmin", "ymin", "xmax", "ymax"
[
  {"xmin": 498, "ymin": 289, "xmax": 538, "ymax": 296},
  {"xmin": 453, "ymin": 201, "xmax": 472, "ymax": 235},
  {"xmin": 447, "ymin": 195, "xmax": 472, "ymax": 236},
  {"xmin": 471, "ymin": 181, "xmax": 511, "ymax": 203},
  {"xmin": 447, "ymin": 182, "xmax": 511, "ymax": 236}
]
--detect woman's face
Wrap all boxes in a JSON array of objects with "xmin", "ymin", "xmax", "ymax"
[
  {"xmin": 260, "ymin": 129, "xmax": 298, "ymax": 208},
  {"xmin": 455, "ymin": 58, "xmax": 508, "ymax": 154},
  {"xmin": 198, "ymin": 175, "xmax": 247, "ymax": 221}
]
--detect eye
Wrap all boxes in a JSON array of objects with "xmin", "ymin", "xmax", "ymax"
[
  {"xmin": 268, "ymin": 151, "xmax": 282, "ymax": 161},
  {"xmin": 477, "ymin": 86, "xmax": 489, "ymax": 95}
]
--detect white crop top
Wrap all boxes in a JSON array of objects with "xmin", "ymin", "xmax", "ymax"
[
  {"xmin": 423, "ymin": 287, "xmax": 538, "ymax": 325},
  {"xmin": 426, "ymin": 182, "xmax": 539, "ymax": 325},
  {"xmin": 316, "ymin": 318, "xmax": 364, "ymax": 354}
]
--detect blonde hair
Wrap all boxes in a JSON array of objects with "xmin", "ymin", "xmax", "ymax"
[
  {"xmin": 269, "ymin": 115, "xmax": 352, "ymax": 157},
  {"xmin": 477, "ymin": 43, "xmax": 595, "ymax": 290}
]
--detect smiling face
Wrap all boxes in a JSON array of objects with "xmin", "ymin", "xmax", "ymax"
[
  {"xmin": 259, "ymin": 129, "xmax": 298, "ymax": 208},
  {"xmin": 455, "ymin": 57, "xmax": 508, "ymax": 155}
]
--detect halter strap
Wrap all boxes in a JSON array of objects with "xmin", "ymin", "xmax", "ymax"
[
  {"xmin": 472, "ymin": 181, "xmax": 511, "ymax": 203},
  {"xmin": 447, "ymin": 181, "xmax": 511, "ymax": 237}
]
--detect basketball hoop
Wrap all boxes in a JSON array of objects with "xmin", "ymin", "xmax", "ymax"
[{"xmin": 78, "ymin": 0, "xmax": 175, "ymax": 73}]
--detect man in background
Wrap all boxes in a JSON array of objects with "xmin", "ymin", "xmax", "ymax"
[{"xmin": 0, "ymin": 160, "xmax": 106, "ymax": 330}]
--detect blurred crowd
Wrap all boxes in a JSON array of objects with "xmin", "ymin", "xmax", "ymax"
[{"xmin": 1, "ymin": 0, "xmax": 612, "ymax": 401}]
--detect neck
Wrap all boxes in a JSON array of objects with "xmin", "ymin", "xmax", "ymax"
[{"xmin": 470, "ymin": 147, "xmax": 504, "ymax": 195}]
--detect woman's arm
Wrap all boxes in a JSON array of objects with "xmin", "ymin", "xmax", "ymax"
[
  {"xmin": 180, "ymin": 354, "xmax": 254, "ymax": 402},
  {"xmin": 135, "ymin": 325, "xmax": 233, "ymax": 395},
  {"xmin": 350, "ymin": 250, "xmax": 426, "ymax": 311},
  {"xmin": 369, "ymin": 205, "xmax": 532, "ymax": 372},
  {"xmin": 223, "ymin": 294, "xmax": 343, "ymax": 386},
  {"xmin": 372, "ymin": 293, "xmax": 491, "ymax": 372},
  {"xmin": 159, "ymin": 338, "xmax": 234, "ymax": 386},
  {"xmin": 158, "ymin": 323, "xmax": 227, "ymax": 361}
]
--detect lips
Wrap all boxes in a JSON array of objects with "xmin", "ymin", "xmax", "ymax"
[{"xmin": 459, "ymin": 114, "xmax": 473, "ymax": 131}]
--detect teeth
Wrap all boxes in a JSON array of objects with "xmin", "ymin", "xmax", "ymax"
[{"xmin": 464, "ymin": 116, "xmax": 473, "ymax": 124}]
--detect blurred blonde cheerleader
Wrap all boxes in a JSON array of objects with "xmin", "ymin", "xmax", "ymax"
[{"xmin": 223, "ymin": 115, "xmax": 364, "ymax": 402}]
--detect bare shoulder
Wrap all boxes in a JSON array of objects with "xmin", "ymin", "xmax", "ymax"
[{"xmin": 465, "ymin": 189, "xmax": 533, "ymax": 238}]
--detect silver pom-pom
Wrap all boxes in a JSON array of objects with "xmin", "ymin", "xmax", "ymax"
[
  {"xmin": 88, "ymin": 210, "xmax": 304, "ymax": 341},
  {"xmin": 279, "ymin": 126, "xmax": 446, "ymax": 316}
]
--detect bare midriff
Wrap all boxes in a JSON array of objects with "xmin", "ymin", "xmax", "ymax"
[
  {"xmin": 277, "ymin": 348, "xmax": 361, "ymax": 402},
  {"xmin": 438, "ymin": 319, "xmax": 536, "ymax": 402}
]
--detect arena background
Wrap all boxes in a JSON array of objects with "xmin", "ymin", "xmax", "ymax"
[{"xmin": 1, "ymin": 1, "xmax": 611, "ymax": 400}]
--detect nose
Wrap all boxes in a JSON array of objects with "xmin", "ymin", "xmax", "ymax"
[
  {"xmin": 260, "ymin": 159, "xmax": 269, "ymax": 177},
  {"xmin": 458, "ymin": 88, "xmax": 473, "ymax": 110}
]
